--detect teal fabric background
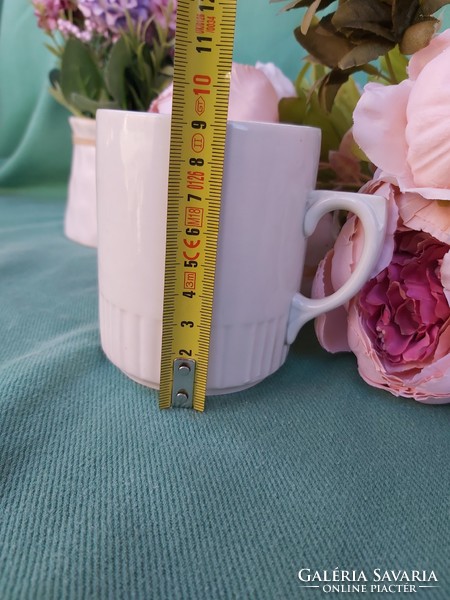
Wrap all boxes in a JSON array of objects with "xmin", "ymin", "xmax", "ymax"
[
  {"xmin": 0, "ymin": 0, "xmax": 71, "ymax": 192},
  {"xmin": 1, "ymin": 196, "xmax": 449, "ymax": 599},
  {"xmin": 1, "ymin": 2, "xmax": 450, "ymax": 599}
]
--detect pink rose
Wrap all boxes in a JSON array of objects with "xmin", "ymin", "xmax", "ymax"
[
  {"xmin": 348, "ymin": 228, "xmax": 450, "ymax": 402},
  {"xmin": 313, "ymin": 179, "xmax": 450, "ymax": 403},
  {"xmin": 353, "ymin": 30, "xmax": 450, "ymax": 200},
  {"xmin": 149, "ymin": 62, "xmax": 296, "ymax": 122}
]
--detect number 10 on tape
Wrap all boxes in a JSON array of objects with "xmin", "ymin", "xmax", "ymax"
[{"xmin": 159, "ymin": 0, "xmax": 237, "ymax": 411}]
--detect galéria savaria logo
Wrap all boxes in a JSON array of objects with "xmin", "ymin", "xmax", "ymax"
[{"xmin": 297, "ymin": 568, "xmax": 439, "ymax": 594}]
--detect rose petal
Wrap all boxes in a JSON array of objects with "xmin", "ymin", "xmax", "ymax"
[
  {"xmin": 228, "ymin": 63, "xmax": 280, "ymax": 122},
  {"xmin": 364, "ymin": 279, "xmax": 389, "ymax": 307},
  {"xmin": 396, "ymin": 192, "xmax": 450, "ymax": 244},
  {"xmin": 255, "ymin": 61, "xmax": 296, "ymax": 99},
  {"xmin": 358, "ymin": 179, "xmax": 399, "ymax": 276},
  {"xmin": 353, "ymin": 81, "xmax": 413, "ymax": 186},
  {"xmin": 312, "ymin": 249, "xmax": 351, "ymax": 353},
  {"xmin": 395, "ymin": 301, "xmax": 418, "ymax": 335},
  {"xmin": 406, "ymin": 351, "xmax": 450, "ymax": 402},
  {"xmin": 408, "ymin": 29, "xmax": 450, "ymax": 80},
  {"xmin": 329, "ymin": 214, "xmax": 362, "ymax": 292},
  {"xmin": 402, "ymin": 327, "xmax": 438, "ymax": 363},
  {"xmin": 149, "ymin": 82, "xmax": 173, "ymax": 114},
  {"xmin": 401, "ymin": 186, "xmax": 450, "ymax": 201},
  {"xmin": 406, "ymin": 48, "xmax": 450, "ymax": 191},
  {"xmin": 347, "ymin": 300, "xmax": 394, "ymax": 388},
  {"xmin": 440, "ymin": 250, "xmax": 450, "ymax": 307},
  {"xmin": 433, "ymin": 317, "xmax": 450, "ymax": 360},
  {"xmin": 348, "ymin": 301, "xmax": 450, "ymax": 402},
  {"xmin": 383, "ymin": 322, "xmax": 414, "ymax": 357}
]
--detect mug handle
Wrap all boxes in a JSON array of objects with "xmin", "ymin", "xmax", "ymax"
[{"xmin": 286, "ymin": 190, "xmax": 387, "ymax": 345}]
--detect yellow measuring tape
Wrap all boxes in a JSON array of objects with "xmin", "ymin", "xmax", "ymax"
[{"xmin": 159, "ymin": 0, "xmax": 237, "ymax": 411}]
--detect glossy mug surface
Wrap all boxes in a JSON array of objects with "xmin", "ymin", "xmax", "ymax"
[{"xmin": 96, "ymin": 110, "xmax": 387, "ymax": 395}]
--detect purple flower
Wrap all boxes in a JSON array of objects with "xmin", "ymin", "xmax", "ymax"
[
  {"xmin": 34, "ymin": 0, "xmax": 176, "ymax": 41},
  {"xmin": 78, "ymin": 0, "xmax": 153, "ymax": 34},
  {"xmin": 150, "ymin": 0, "xmax": 177, "ymax": 34}
]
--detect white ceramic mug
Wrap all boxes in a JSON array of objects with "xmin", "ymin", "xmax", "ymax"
[{"xmin": 96, "ymin": 110, "xmax": 386, "ymax": 395}]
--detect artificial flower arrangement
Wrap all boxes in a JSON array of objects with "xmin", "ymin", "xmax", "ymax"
[
  {"xmin": 276, "ymin": 0, "xmax": 450, "ymax": 403},
  {"xmin": 32, "ymin": 0, "xmax": 178, "ymax": 247},
  {"xmin": 32, "ymin": 0, "xmax": 177, "ymax": 117}
]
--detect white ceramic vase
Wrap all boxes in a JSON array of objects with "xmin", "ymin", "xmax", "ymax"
[{"xmin": 64, "ymin": 116, "xmax": 97, "ymax": 247}]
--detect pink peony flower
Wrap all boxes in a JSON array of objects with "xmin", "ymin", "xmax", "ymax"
[
  {"xmin": 353, "ymin": 30, "xmax": 450, "ymax": 201},
  {"xmin": 348, "ymin": 228, "xmax": 450, "ymax": 403},
  {"xmin": 313, "ymin": 178, "xmax": 450, "ymax": 403},
  {"xmin": 149, "ymin": 62, "xmax": 296, "ymax": 122}
]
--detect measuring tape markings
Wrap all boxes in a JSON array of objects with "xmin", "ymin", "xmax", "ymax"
[{"xmin": 159, "ymin": 0, "xmax": 236, "ymax": 411}]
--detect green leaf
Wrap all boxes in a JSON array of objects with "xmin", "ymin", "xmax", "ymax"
[
  {"xmin": 159, "ymin": 64, "xmax": 174, "ymax": 77},
  {"xmin": 44, "ymin": 43, "xmax": 62, "ymax": 59},
  {"xmin": 60, "ymin": 38, "xmax": 104, "ymax": 108},
  {"xmin": 104, "ymin": 37, "xmax": 133, "ymax": 109},
  {"xmin": 103, "ymin": 20, "xmax": 175, "ymax": 112},
  {"xmin": 361, "ymin": 64, "xmax": 384, "ymax": 76},
  {"xmin": 294, "ymin": 61, "xmax": 313, "ymax": 95},
  {"xmin": 350, "ymin": 138, "xmax": 370, "ymax": 162},
  {"xmin": 328, "ymin": 103, "xmax": 352, "ymax": 139},
  {"xmin": 318, "ymin": 69, "xmax": 351, "ymax": 112},
  {"xmin": 334, "ymin": 76, "xmax": 361, "ymax": 118},
  {"xmin": 70, "ymin": 93, "xmax": 120, "ymax": 116},
  {"xmin": 278, "ymin": 95, "xmax": 308, "ymax": 124},
  {"xmin": 303, "ymin": 93, "xmax": 342, "ymax": 159},
  {"xmin": 379, "ymin": 46, "xmax": 408, "ymax": 82},
  {"xmin": 319, "ymin": 70, "xmax": 361, "ymax": 115},
  {"xmin": 48, "ymin": 83, "xmax": 84, "ymax": 117}
]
